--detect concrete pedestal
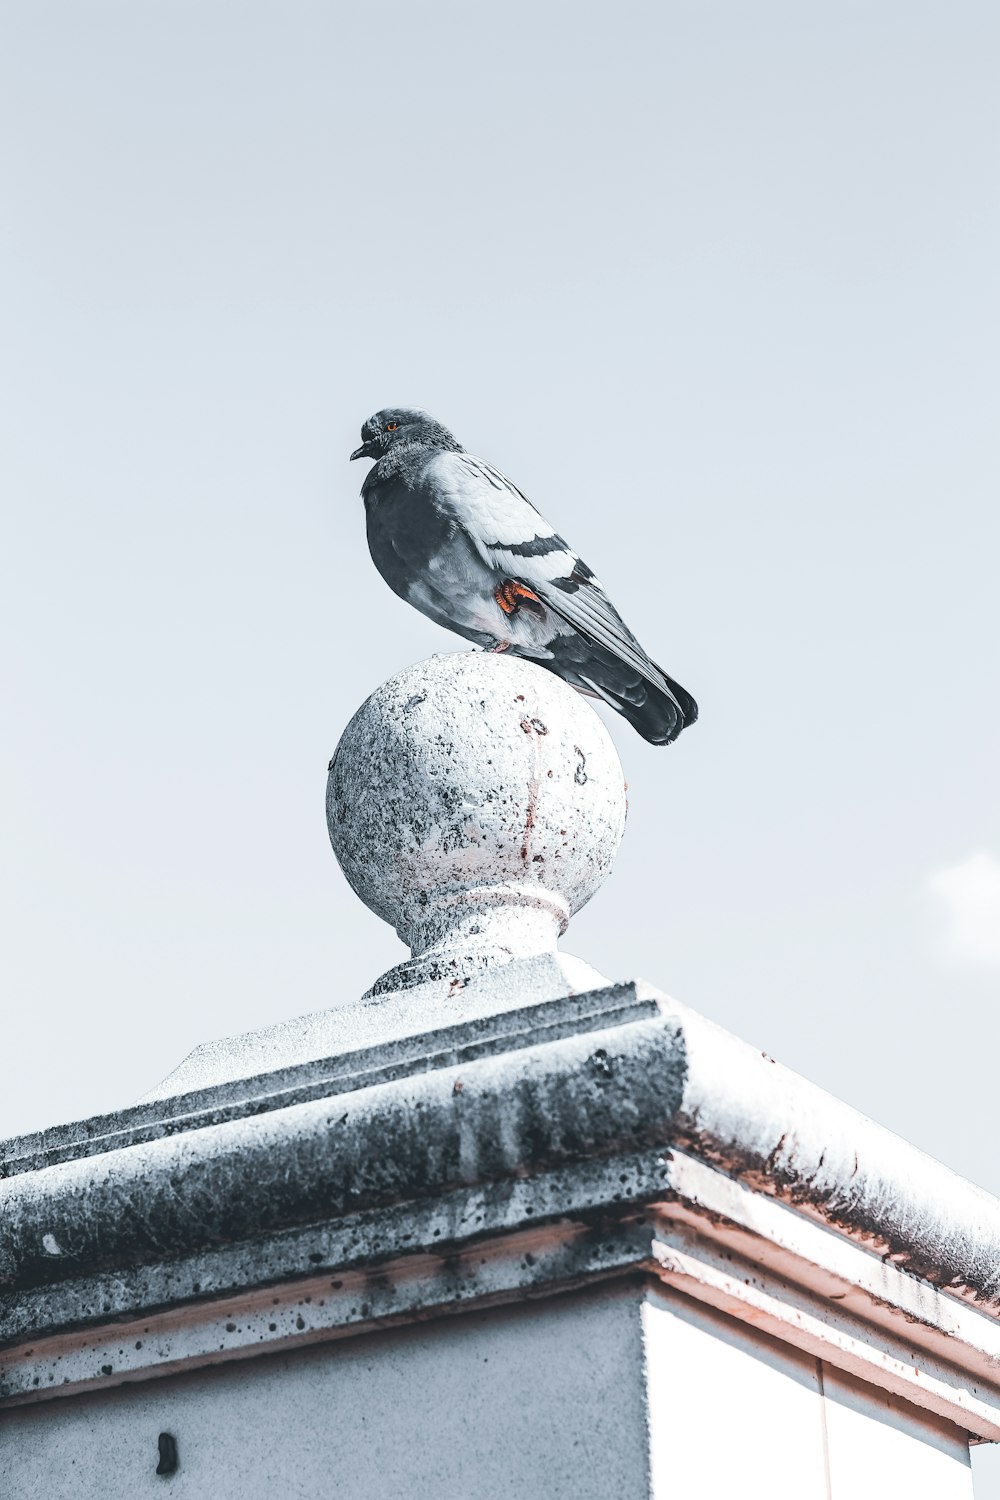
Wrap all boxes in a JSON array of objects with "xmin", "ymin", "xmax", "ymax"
[
  {"xmin": 2, "ymin": 979, "xmax": 996, "ymax": 1497},
  {"xmin": 3, "ymin": 656, "xmax": 997, "ymax": 1495}
]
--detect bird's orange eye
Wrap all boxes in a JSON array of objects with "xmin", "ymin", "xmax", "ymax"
[{"xmin": 386, "ymin": 421, "xmax": 397, "ymax": 431}]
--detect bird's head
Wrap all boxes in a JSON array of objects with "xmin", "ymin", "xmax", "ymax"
[{"xmin": 350, "ymin": 408, "xmax": 460, "ymax": 462}]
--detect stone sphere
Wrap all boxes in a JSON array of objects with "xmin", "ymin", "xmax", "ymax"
[{"xmin": 326, "ymin": 653, "xmax": 627, "ymax": 957}]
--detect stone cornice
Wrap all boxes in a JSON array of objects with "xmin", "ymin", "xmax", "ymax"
[{"xmin": 3, "ymin": 982, "xmax": 1000, "ymax": 1433}]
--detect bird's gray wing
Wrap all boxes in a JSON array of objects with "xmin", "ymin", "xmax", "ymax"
[
  {"xmin": 532, "ymin": 572, "xmax": 683, "ymax": 709},
  {"xmin": 427, "ymin": 451, "xmax": 568, "ymax": 568},
  {"xmin": 426, "ymin": 452, "xmax": 681, "ymax": 706}
]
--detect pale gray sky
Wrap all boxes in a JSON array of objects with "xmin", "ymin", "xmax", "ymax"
[{"xmin": 2, "ymin": 0, "xmax": 999, "ymax": 1479}]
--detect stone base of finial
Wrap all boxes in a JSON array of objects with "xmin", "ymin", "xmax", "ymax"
[
  {"xmin": 365, "ymin": 943, "xmax": 607, "ymax": 1003},
  {"xmin": 135, "ymin": 949, "xmax": 609, "ymax": 1102},
  {"xmin": 367, "ymin": 883, "xmax": 597, "ymax": 998}
]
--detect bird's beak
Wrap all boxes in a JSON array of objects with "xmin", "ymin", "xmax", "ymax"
[{"xmin": 350, "ymin": 443, "xmax": 370, "ymax": 461}]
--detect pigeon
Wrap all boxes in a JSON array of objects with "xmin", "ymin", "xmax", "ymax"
[{"xmin": 351, "ymin": 407, "xmax": 698, "ymax": 745}]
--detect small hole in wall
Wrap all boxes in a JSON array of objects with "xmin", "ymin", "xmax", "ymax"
[{"xmin": 156, "ymin": 1433, "xmax": 179, "ymax": 1477}]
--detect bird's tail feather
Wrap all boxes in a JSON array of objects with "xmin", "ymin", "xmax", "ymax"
[{"xmin": 524, "ymin": 638, "xmax": 698, "ymax": 747}]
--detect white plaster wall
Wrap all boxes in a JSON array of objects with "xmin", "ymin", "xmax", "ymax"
[
  {"xmin": 643, "ymin": 1287, "xmax": 973, "ymax": 1499},
  {"xmin": 0, "ymin": 1285, "xmax": 653, "ymax": 1500},
  {"xmin": 823, "ymin": 1364, "xmax": 972, "ymax": 1499},
  {"xmin": 644, "ymin": 1287, "xmax": 830, "ymax": 1497},
  {"xmin": 1, "ymin": 1281, "xmax": 977, "ymax": 1499}
]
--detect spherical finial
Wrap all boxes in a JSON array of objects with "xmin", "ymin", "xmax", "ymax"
[{"xmin": 327, "ymin": 653, "xmax": 627, "ymax": 996}]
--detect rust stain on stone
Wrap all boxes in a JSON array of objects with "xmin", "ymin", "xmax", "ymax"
[
  {"xmin": 520, "ymin": 737, "xmax": 541, "ymax": 862},
  {"xmin": 520, "ymin": 793, "xmax": 536, "ymax": 862}
]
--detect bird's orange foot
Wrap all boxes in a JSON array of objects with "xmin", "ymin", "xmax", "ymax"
[
  {"xmin": 488, "ymin": 639, "xmax": 512, "ymax": 653},
  {"xmin": 494, "ymin": 579, "xmax": 542, "ymax": 616}
]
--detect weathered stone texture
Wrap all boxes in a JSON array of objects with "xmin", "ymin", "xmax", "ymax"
[{"xmin": 326, "ymin": 653, "xmax": 626, "ymax": 994}]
